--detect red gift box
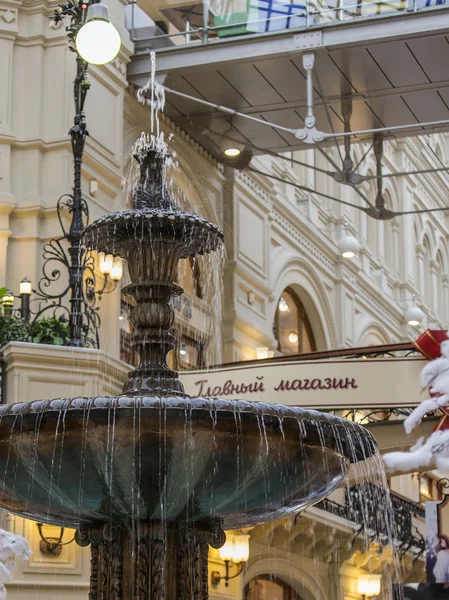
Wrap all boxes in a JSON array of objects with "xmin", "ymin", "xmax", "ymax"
[
  {"xmin": 413, "ymin": 329, "xmax": 449, "ymax": 431},
  {"xmin": 413, "ymin": 329, "xmax": 448, "ymax": 360}
]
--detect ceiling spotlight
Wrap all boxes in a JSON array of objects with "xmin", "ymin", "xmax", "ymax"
[
  {"xmin": 179, "ymin": 345, "xmax": 187, "ymax": 356},
  {"xmin": 118, "ymin": 312, "xmax": 124, "ymax": 321},
  {"xmin": 288, "ymin": 331, "xmax": 299, "ymax": 344},
  {"xmin": 219, "ymin": 137, "xmax": 244, "ymax": 158},
  {"xmin": 338, "ymin": 233, "xmax": 360, "ymax": 259},
  {"xmin": 278, "ymin": 297, "xmax": 289, "ymax": 312},
  {"xmin": 224, "ymin": 147, "xmax": 241, "ymax": 157},
  {"xmin": 405, "ymin": 303, "xmax": 424, "ymax": 327}
]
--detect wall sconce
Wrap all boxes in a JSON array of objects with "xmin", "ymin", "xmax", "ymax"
[
  {"xmin": 37, "ymin": 523, "xmax": 75, "ymax": 557},
  {"xmin": 211, "ymin": 533, "xmax": 250, "ymax": 587},
  {"xmin": 357, "ymin": 573, "xmax": 381, "ymax": 599}
]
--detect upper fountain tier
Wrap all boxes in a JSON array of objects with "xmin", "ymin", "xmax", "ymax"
[
  {"xmin": 83, "ymin": 144, "xmax": 223, "ymax": 396},
  {"xmin": 83, "ymin": 146, "xmax": 223, "ymax": 264}
]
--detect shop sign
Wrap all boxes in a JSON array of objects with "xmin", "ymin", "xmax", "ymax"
[{"xmin": 179, "ymin": 357, "xmax": 425, "ymax": 409}]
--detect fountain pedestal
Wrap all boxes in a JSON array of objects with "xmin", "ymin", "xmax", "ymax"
[{"xmin": 76, "ymin": 521, "xmax": 225, "ymax": 600}]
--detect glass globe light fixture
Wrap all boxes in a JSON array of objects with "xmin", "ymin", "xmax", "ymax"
[
  {"xmin": 338, "ymin": 233, "xmax": 360, "ymax": 258},
  {"xmin": 19, "ymin": 278, "xmax": 32, "ymax": 295},
  {"xmin": 278, "ymin": 296, "xmax": 289, "ymax": 312},
  {"xmin": 75, "ymin": 3, "xmax": 121, "ymax": 66},
  {"xmin": 110, "ymin": 257, "xmax": 123, "ymax": 281},
  {"xmin": 99, "ymin": 253, "xmax": 114, "ymax": 275},
  {"xmin": 2, "ymin": 290, "xmax": 14, "ymax": 308},
  {"xmin": 218, "ymin": 535, "xmax": 235, "ymax": 562},
  {"xmin": 232, "ymin": 534, "xmax": 250, "ymax": 563},
  {"xmin": 288, "ymin": 331, "xmax": 299, "ymax": 344},
  {"xmin": 357, "ymin": 573, "xmax": 381, "ymax": 598},
  {"xmin": 405, "ymin": 304, "xmax": 424, "ymax": 327}
]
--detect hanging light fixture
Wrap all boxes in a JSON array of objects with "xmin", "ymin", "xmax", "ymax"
[
  {"xmin": 179, "ymin": 344, "xmax": 187, "ymax": 356},
  {"xmin": 220, "ymin": 137, "xmax": 244, "ymax": 157},
  {"xmin": 357, "ymin": 573, "xmax": 381, "ymax": 598},
  {"xmin": 278, "ymin": 297, "xmax": 289, "ymax": 312},
  {"xmin": 75, "ymin": 3, "xmax": 121, "ymax": 65},
  {"xmin": 405, "ymin": 295, "xmax": 424, "ymax": 327},
  {"xmin": 288, "ymin": 331, "xmax": 299, "ymax": 344},
  {"xmin": 338, "ymin": 232, "xmax": 360, "ymax": 258}
]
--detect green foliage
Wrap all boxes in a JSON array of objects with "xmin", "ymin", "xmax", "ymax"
[
  {"xmin": 30, "ymin": 317, "xmax": 70, "ymax": 346},
  {"xmin": 0, "ymin": 315, "xmax": 30, "ymax": 349},
  {"xmin": 0, "ymin": 315, "xmax": 70, "ymax": 349},
  {"xmin": 0, "ymin": 288, "xmax": 8, "ymax": 299}
]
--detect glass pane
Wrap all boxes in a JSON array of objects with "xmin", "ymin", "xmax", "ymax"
[
  {"xmin": 276, "ymin": 289, "xmax": 315, "ymax": 356},
  {"xmin": 277, "ymin": 290, "xmax": 299, "ymax": 355}
]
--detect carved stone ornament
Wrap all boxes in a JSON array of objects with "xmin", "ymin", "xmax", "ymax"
[{"xmin": 76, "ymin": 520, "xmax": 225, "ymax": 600}]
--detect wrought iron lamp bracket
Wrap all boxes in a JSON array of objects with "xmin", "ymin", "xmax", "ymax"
[
  {"xmin": 37, "ymin": 523, "xmax": 76, "ymax": 556},
  {"xmin": 211, "ymin": 561, "xmax": 244, "ymax": 587},
  {"xmin": 437, "ymin": 478, "xmax": 449, "ymax": 498}
]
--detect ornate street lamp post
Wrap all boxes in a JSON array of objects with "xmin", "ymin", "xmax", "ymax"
[{"xmin": 31, "ymin": 1, "xmax": 122, "ymax": 347}]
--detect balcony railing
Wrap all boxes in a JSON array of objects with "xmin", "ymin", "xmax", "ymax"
[
  {"xmin": 316, "ymin": 483, "xmax": 425, "ymax": 561},
  {"xmin": 132, "ymin": 0, "xmax": 448, "ymax": 51}
]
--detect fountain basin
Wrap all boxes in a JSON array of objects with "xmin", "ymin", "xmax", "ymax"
[
  {"xmin": 82, "ymin": 209, "xmax": 224, "ymax": 259},
  {"xmin": 0, "ymin": 397, "xmax": 376, "ymax": 529}
]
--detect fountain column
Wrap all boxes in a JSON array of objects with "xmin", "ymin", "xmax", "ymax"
[{"xmin": 76, "ymin": 521, "xmax": 226, "ymax": 600}]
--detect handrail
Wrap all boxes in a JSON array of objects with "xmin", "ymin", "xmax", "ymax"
[
  {"xmin": 219, "ymin": 342, "xmax": 418, "ymax": 369},
  {"xmin": 131, "ymin": 1, "xmax": 448, "ymax": 50}
]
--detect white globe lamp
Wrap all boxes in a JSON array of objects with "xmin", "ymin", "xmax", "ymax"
[
  {"xmin": 76, "ymin": 3, "xmax": 121, "ymax": 65},
  {"xmin": 338, "ymin": 233, "xmax": 360, "ymax": 259},
  {"xmin": 405, "ymin": 304, "xmax": 424, "ymax": 327}
]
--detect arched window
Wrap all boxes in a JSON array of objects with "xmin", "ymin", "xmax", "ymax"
[
  {"xmin": 245, "ymin": 575, "xmax": 302, "ymax": 600},
  {"xmin": 275, "ymin": 288, "xmax": 316, "ymax": 355}
]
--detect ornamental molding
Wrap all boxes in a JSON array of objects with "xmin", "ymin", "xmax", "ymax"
[
  {"xmin": 0, "ymin": 6, "xmax": 17, "ymax": 25},
  {"xmin": 272, "ymin": 211, "xmax": 335, "ymax": 275},
  {"xmin": 111, "ymin": 56, "xmax": 126, "ymax": 77}
]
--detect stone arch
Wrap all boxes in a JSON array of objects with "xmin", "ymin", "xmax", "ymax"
[
  {"xmin": 244, "ymin": 555, "xmax": 325, "ymax": 600},
  {"xmin": 356, "ymin": 319, "xmax": 392, "ymax": 347},
  {"xmin": 272, "ymin": 256, "xmax": 338, "ymax": 351}
]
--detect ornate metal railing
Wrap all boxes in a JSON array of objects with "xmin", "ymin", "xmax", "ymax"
[{"xmin": 316, "ymin": 483, "xmax": 425, "ymax": 562}]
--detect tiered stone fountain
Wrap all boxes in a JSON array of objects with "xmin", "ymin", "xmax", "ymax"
[{"xmin": 0, "ymin": 142, "xmax": 377, "ymax": 599}]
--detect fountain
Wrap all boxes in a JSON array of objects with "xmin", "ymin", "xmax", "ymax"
[{"xmin": 0, "ymin": 136, "xmax": 378, "ymax": 599}]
